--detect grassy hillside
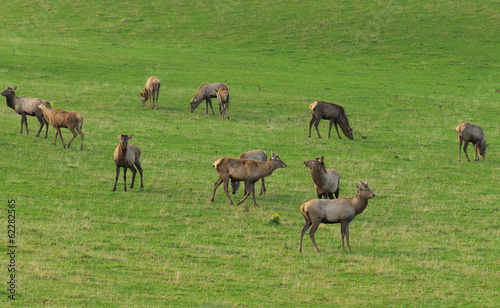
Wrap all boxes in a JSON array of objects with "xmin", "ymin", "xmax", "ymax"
[{"xmin": 1, "ymin": 0, "xmax": 499, "ymax": 306}]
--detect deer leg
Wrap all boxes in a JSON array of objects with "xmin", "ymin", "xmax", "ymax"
[
  {"xmin": 474, "ymin": 144, "xmax": 479, "ymax": 161},
  {"xmin": 249, "ymin": 182, "xmax": 259, "ymax": 207},
  {"xmin": 44, "ymin": 119, "xmax": 49, "ymax": 138},
  {"xmin": 206, "ymin": 98, "xmax": 215, "ymax": 115},
  {"xmin": 334, "ymin": 187, "xmax": 339, "ymax": 199},
  {"xmin": 123, "ymin": 167, "xmax": 127, "ymax": 191},
  {"xmin": 458, "ymin": 139, "xmax": 463, "ymax": 161},
  {"xmin": 77, "ymin": 126, "xmax": 84, "ymax": 151},
  {"xmin": 129, "ymin": 165, "xmax": 137, "ymax": 189},
  {"xmin": 56, "ymin": 128, "xmax": 66, "ymax": 148},
  {"xmin": 155, "ymin": 86, "xmax": 160, "ymax": 109},
  {"xmin": 463, "ymin": 140, "xmax": 471, "ymax": 162},
  {"xmin": 328, "ymin": 193, "xmax": 334, "ymax": 199},
  {"xmin": 308, "ymin": 116, "xmax": 315, "ymax": 138},
  {"xmin": 333, "ymin": 121, "xmax": 342, "ymax": 139},
  {"xmin": 314, "ymin": 118, "xmax": 322, "ymax": 138},
  {"xmin": 309, "ymin": 221, "xmax": 321, "ymax": 253},
  {"xmin": 211, "ymin": 178, "xmax": 223, "ymax": 203},
  {"xmin": 260, "ymin": 178, "xmax": 266, "ymax": 195},
  {"xmin": 237, "ymin": 181, "xmax": 252, "ymax": 205},
  {"xmin": 66, "ymin": 126, "xmax": 78, "ymax": 149},
  {"xmin": 113, "ymin": 166, "xmax": 120, "ymax": 191},
  {"xmin": 222, "ymin": 178, "xmax": 235, "ymax": 205},
  {"xmin": 299, "ymin": 219, "xmax": 312, "ymax": 252},
  {"xmin": 21, "ymin": 113, "xmax": 29, "ymax": 135},
  {"xmin": 135, "ymin": 161, "xmax": 144, "ymax": 188},
  {"xmin": 35, "ymin": 115, "xmax": 44, "ymax": 137},
  {"xmin": 328, "ymin": 119, "xmax": 333, "ymax": 139},
  {"xmin": 345, "ymin": 222, "xmax": 350, "ymax": 250}
]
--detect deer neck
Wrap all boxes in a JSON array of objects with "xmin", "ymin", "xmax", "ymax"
[
  {"xmin": 258, "ymin": 159, "xmax": 277, "ymax": 177},
  {"xmin": 4, "ymin": 94, "xmax": 18, "ymax": 110},
  {"xmin": 311, "ymin": 168, "xmax": 327, "ymax": 186},
  {"xmin": 351, "ymin": 194, "xmax": 369, "ymax": 215}
]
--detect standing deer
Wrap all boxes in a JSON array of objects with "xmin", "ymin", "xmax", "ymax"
[
  {"xmin": 456, "ymin": 123, "xmax": 489, "ymax": 161},
  {"xmin": 140, "ymin": 76, "xmax": 161, "ymax": 109},
  {"xmin": 216, "ymin": 85, "xmax": 230, "ymax": 119},
  {"xmin": 113, "ymin": 134, "xmax": 144, "ymax": 191},
  {"xmin": 1, "ymin": 86, "xmax": 52, "ymax": 138},
  {"xmin": 231, "ymin": 150, "xmax": 268, "ymax": 195},
  {"xmin": 308, "ymin": 101, "xmax": 353, "ymax": 140},
  {"xmin": 211, "ymin": 151, "xmax": 287, "ymax": 207},
  {"xmin": 304, "ymin": 156, "xmax": 340, "ymax": 199},
  {"xmin": 299, "ymin": 181, "xmax": 375, "ymax": 252},
  {"xmin": 38, "ymin": 104, "xmax": 85, "ymax": 151},
  {"xmin": 189, "ymin": 83, "xmax": 229, "ymax": 115}
]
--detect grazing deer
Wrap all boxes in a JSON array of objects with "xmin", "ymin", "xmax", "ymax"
[
  {"xmin": 456, "ymin": 123, "xmax": 489, "ymax": 161},
  {"xmin": 299, "ymin": 181, "xmax": 375, "ymax": 252},
  {"xmin": 231, "ymin": 150, "xmax": 268, "ymax": 195},
  {"xmin": 113, "ymin": 134, "xmax": 144, "ymax": 191},
  {"xmin": 38, "ymin": 104, "xmax": 84, "ymax": 151},
  {"xmin": 140, "ymin": 76, "xmax": 161, "ymax": 109},
  {"xmin": 1, "ymin": 86, "xmax": 51, "ymax": 138},
  {"xmin": 309, "ymin": 101, "xmax": 353, "ymax": 140},
  {"xmin": 189, "ymin": 83, "xmax": 229, "ymax": 115},
  {"xmin": 304, "ymin": 156, "xmax": 340, "ymax": 199},
  {"xmin": 211, "ymin": 151, "xmax": 287, "ymax": 207}
]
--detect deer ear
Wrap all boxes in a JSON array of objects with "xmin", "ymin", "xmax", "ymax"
[
  {"xmin": 271, "ymin": 150, "xmax": 275, "ymax": 157},
  {"xmin": 13, "ymin": 86, "xmax": 17, "ymax": 90},
  {"xmin": 486, "ymin": 144, "xmax": 489, "ymax": 149},
  {"xmin": 355, "ymin": 183, "xmax": 361, "ymax": 189},
  {"xmin": 320, "ymin": 156, "xmax": 325, "ymax": 162},
  {"xmin": 117, "ymin": 135, "xmax": 121, "ymax": 139},
  {"xmin": 129, "ymin": 134, "xmax": 134, "ymax": 139},
  {"xmin": 4, "ymin": 85, "xmax": 7, "ymax": 89}
]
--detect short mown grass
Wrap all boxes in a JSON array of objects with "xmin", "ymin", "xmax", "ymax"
[{"xmin": 0, "ymin": 0, "xmax": 499, "ymax": 306}]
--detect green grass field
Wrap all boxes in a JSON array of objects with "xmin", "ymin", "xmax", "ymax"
[{"xmin": 1, "ymin": 0, "xmax": 499, "ymax": 306}]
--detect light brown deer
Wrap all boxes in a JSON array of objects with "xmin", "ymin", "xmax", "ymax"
[
  {"xmin": 299, "ymin": 181, "xmax": 375, "ymax": 252},
  {"xmin": 189, "ymin": 83, "xmax": 229, "ymax": 115},
  {"xmin": 211, "ymin": 151, "xmax": 287, "ymax": 207},
  {"xmin": 456, "ymin": 123, "xmax": 489, "ymax": 161},
  {"xmin": 216, "ymin": 85, "xmax": 230, "ymax": 119},
  {"xmin": 38, "ymin": 104, "xmax": 84, "ymax": 151},
  {"xmin": 304, "ymin": 156, "xmax": 340, "ymax": 199},
  {"xmin": 113, "ymin": 134, "xmax": 144, "ymax": 192},
  {"xmin": 231, "ymin": 150, "xmax": 268, "ymax": 195},
  {"xmin": 309, "ymin": 101, "xmax": 353, "ymax": 140},
  {"xmin": 1, "ymin": 86, "xmax": 52, "ymax": 138},
  {"xmin": 140, "ymin": 76, "xmax": 161, "ymax": 109}
]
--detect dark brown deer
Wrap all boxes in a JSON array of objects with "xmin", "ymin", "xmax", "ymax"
[
  {"xmin": 1, "ymin": 86, "xmax": 52, "ymax": 138},
  {"xmin": 304, "ymin": 156, "xmax": 340, "ymax": 199},
  {"xmin": 231, "ymin": 150, "xmax": 268, "ymax": 195},
  {"xmin": 308, "ymin": 101, "xmax": 353, "ymax": 140},
  {"xmin": 211, "ymin": 151, "xmax": 287, "ymax": 207},
  {"xmin": 189, "ymin": 83, "xmax": 229, "ymax": 115},
  {"xmin": 113, "ymin": 134, "xmax": 144, "ymax": 191},
  {"xmin": 216, "ymin": 85, "xmax": 230, "ymax": 119},
  {"xmin": 456, "ymin": 122, "xmax": 489, "ymax": 161},
  {"xmin": 299, "ymin": 181, "xmax": 375, "ymax": 252},
  {"xmin": 140, "ymin": 76, "xmax": 161, "ymax": 109},
  {"xmin": 38, "ymin": 104, "xmax": 85, "ymax": 151}
]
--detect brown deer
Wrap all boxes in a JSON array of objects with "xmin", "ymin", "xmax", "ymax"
[
  {"xmin": 1, "ymin": 86, "xmax": 52, "ymax": 138},
  {"xmin": 308, "ymin": 101, "xmax": 353, "ymax": 140},
  {"xmin": 456, "ymin": 123, "xmax": 489, "ymax": 161},
  {"xmin": 38, "ymin": 104, "xmax": 84, "ymax": 151},
  {"xmin": 304, "ymin": 156, "xmax": 340, "ymax": 199},
  {"xmin": 231, "ymin": 150, "xmax": 268, "ymax": 195},
  {"xmin": 189, "ymin": 83, "xmax": 229, "ymax": 115},
  {"xmin": 140, "ymin": 76, "xmax": 161, "ymax": 109},
  {"xmin": 299, "ymin": 181, "xmax": 375, "ymax": 252},
  {"xmin": 216, "ymin": 85, "xmax": 230, "ymax": 119},
  {"xmin": 113, "ymin": 134, "xmax": 144, "ymax": 191},
  {"xmin": 211, "ymin": 151, "xmax": 287, "ymax": 207}
]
